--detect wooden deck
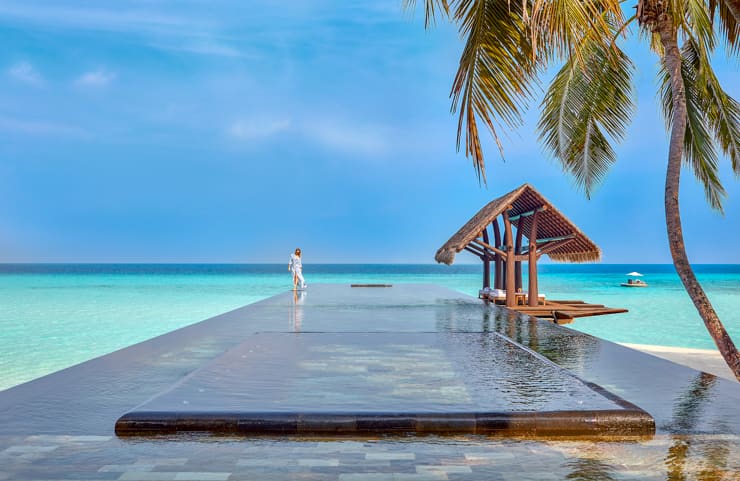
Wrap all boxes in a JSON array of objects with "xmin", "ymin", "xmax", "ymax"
[{"xmin": 493, "ymin": 299, "xmax": 628, "ymax": 324}]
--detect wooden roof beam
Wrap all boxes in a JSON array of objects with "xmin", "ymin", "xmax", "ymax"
[
  {"xmin": 464, "ymin": 246, "xmax": 486, "ymax": 259},
  {"xmin": 537, "ymin": 238, "xmax": 576, "ymax": 256},
  {"xmin": 508, "ymin": 206, "xmax": 547, "ymax": 222},
  {"xmin": 470, "ymin": 239, "xmax": 506, "ymax": 258},
  {"xmin": 521, "ymin": 237, "xmax": 576, "ymax": 256},
  {"xmin": 534, "ymin": 234, "xmax": 576, "ymax": 244},
  {"xmin": 520, "ymin": 234, "xmax": 577, "ymax": 253}
]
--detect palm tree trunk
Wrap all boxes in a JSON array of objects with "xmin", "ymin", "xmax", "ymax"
[{"xmin": 659, "ymin": 22, "xmax": 740, "ymax": 381}]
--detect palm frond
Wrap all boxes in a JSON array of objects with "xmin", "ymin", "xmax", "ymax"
[
  {"xmin": 528, "ymin": 0, "xmax": 624, "ymax": 62},
  {"xmin": 709, "ymin": 0, "xmax": 740, "ymax": 55},
  {"xmin": 659, "ymin": 40, "xmax": 727, "ymax": 211},
  {"xmin": 684, "ymin": 0, "xmax": 717, "ymax": 51},
  {"xmin": 698, "ymin": 52, "xmax": 740, "ymax": 176},
  {"xmin": 448, "ymin": 0, "xmax": 539, "ymax": 182},
  {"xmin": 538, "ymin": 37, "xmax": 634, "ymax": 197},
  {"xmin": 403, "ymin": 0, "xmax": 450, "ymax": 27}
]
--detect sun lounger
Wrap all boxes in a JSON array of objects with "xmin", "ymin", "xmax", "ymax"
[
  {"xmin": 479, "ymin": 288, "xmax": 507, "ymax": 303},
  {"xmin": 478, "ymin": 289, "xmax": 545, "ymax": 305}
]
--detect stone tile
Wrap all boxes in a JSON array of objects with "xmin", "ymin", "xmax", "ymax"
[
  {"xmin": 230, "ymin": 474, "xmax": 333, "ymax": 481},
  {"xmin": 298, "ymin": 459, "xmax": 340, "ymax": 467},
  {"xmin": 236, "ymin": 458, "xmax": 294, "ymax": 467},
  {"xmin": 365, "ymin": 453, "xmax": 415, "ymax": 461},
  {"xmin": 135, "ymin": 459, "xmax": 189, "ymax": 466},
  {"xmin": 25, "ymin": 435, "xmax": 113, "ymax": 443},
  {"xmin": 394, "ymin": 475, "xmax": 449, "ymax": 481},
  {"xmin": 118, "ymin": 473, "xmax": 177, "ymax": 480},
  {"xmin": 339, "ymin": 475, "xmax": 448, "ymax": 481},
  {"xmin": 463, "ymin": 452, "xmax": 516, "ymax": 463},
  {"xmin": 416, "ymin": 465, "xmax": 472, "ymax": 474},
  {"xmin": 2, "ymin": 445, "xmax": 58, "ymax": 454},
  {"xmin": 100, "ymin": 465, "xmax": 155, "ymax": 472},
  {"xmin": 173, "ymin": 473, "xmax": 231, "ymax": 481}
]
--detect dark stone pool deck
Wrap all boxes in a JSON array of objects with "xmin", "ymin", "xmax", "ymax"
[{"xmin": 2, "ymin": 284, "xmax": 740, "ymax": 479}]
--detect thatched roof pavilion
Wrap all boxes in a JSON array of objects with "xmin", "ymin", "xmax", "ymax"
[{"xmin": 436, "ymin": 184, "xmax": 600, "ymax": 307}]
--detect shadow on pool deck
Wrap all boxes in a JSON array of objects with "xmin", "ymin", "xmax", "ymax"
[{"xmin": 1, "ymin": 284, "xmax": 738, "ymax": 439}]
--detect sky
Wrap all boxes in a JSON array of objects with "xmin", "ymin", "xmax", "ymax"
[{"xmin": 0, "ymin": 0, "xmax": 738, "ymax": 264}]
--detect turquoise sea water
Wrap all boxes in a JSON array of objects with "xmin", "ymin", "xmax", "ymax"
[{"xmin": 1, "ymin": 264, "xmax": 738, "ymax": 391}]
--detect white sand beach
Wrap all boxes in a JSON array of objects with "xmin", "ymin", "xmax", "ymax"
[{"xmin": 621, "ymin": 343, "xmax": 737, "ymax": 382}]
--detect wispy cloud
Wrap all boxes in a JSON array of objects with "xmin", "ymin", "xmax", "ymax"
[
  {"xmin": 0, "ymin": 2, "xmax": 205, "ymax": 36},
  {"xmin": 153, "ymin": 40, "xmax": 249, "ymax": 58},
  {"xmin": 75, "ymin": 69, "xmax": 116, "ymax": 88},
  {"xmin": 8, "ymin": 61, "xmax": 43, "ymax": 86},
  {"xmin": 304, "ymin": 119, "xmax": 389, "ymax": 155},
  {"xmin": 228, "ymin": 118, "xmax": 291, "ymax": 140},
  {"xmin": 0, "ymin": 115, "xmax": 89, "ymax": 138},
  {"xmin": 226, "ymin": 114, "xmax": 391, "ymax": 155},
  {"xmin": 0, "ymin": 1, "xmax": 413, "ymax": 60},
  {"xmin": 0, "ymin": 2, "xmax": 227, "ymax": 57}
]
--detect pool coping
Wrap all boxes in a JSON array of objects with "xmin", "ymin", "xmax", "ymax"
[{"xmin": 115, "ymin": 409, "xmax": 654, "ymax": 436}]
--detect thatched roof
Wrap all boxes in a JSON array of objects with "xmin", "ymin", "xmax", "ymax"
[{"xmin": 435, "ymin": 184, "xmax": 601, "ymax": 265}]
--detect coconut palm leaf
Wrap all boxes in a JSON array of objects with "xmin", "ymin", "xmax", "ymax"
[
  {"xmin": 407, "ymin": 0, "xmax": 540, "ymax": 181},
  {"xmin": 448, "ymin": 0, "xmax": 540, "ymax": 182},
  {"xmin": 712, "ymin": 0, "xmax": 740, "ymax": 45},
  {"xmin": 408, "ymin": 0, "xmax": 626, "ymax": 182},
  {"xmin": 659, "ymin": 40, "xmax": 727, "ymax": 211},
  {"xmin": 538, "ymin": 38, "xmax": 634, "ymax": 197},
  {"xmin": 527, "ymin": 0, "xmax": 625, "ymax": 62},
  {"xmin": 691, "ymin": 57, "xmax": 740, "ymax": 176},
  {"xmin": 403, "ymin": 0, "xmax": 449, "ymax": 27},
  {"xmin": 702, "ymin": 69, "xmax": 740, "ymax": 175},
  {"xmin": 685, "ymin": 0, "xmax": 717, "ymax": 50}
]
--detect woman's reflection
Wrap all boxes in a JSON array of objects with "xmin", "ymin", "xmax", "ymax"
[{"xmin": 290, "ymin": 289, "xmax": 305, "ymax": 332}]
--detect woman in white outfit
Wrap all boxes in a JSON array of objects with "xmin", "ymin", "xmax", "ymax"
[{"xmin": 288, "ymin": 248, "xmax": 307, "ymax": 290}]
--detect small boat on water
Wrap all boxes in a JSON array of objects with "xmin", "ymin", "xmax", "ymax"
[{"xmin": 621, "ymin": 271, "xmax": 648, "ymax": 287}]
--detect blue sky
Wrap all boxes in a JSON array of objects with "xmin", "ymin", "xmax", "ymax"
[{"xmin": 0, "ymin": 0, "xmax": 738, "ymax": 263}]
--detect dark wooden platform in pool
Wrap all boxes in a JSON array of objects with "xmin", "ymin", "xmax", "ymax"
[
  {"xmin": 116, "ymin": 285, "xmax": 653, "ymax": 437},
  {"xmin": 502, "ymin": 299, "xmax": 629, "ymax": 324}
]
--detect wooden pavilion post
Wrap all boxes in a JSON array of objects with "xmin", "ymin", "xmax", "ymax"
[
  {"xmin": 501, "ymin": 228, "xmax": 508, "ymax": 292},
  {"xmin": 503, "ymin": 209, "xmax": 515, "ymax": 307},
  {"xmin": 528, "ymin": 210, "xmax": 540, "ymax": 306},
  {"xmin": 514, "ymin": 218, "xmax": 524, "ymax": 291},
  {"xmin": 481, "ymin": 229, "xmax": 491, "ymax": 289},
  {"xmin": 492, "ymin": 219, "xmax": 502, "ymax": 289}
]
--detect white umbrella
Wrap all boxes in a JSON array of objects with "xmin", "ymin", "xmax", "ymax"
[{"xmin": 626, "ymin": 271, "xmax": 643, "ymax": 276}]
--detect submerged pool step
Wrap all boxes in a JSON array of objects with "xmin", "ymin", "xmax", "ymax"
[{"xmin": 115, "ymin": 331, "xmax": 655, "ymax": 437}]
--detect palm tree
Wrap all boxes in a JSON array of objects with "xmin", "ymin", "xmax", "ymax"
[{"xmin": 409, "ymin": 0, "xmax": 740, "ymax": 379}]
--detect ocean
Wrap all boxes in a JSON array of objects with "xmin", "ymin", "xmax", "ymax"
[{"xmin": 1, "ymin": 263, "xmax": 738, "ymax": 391}]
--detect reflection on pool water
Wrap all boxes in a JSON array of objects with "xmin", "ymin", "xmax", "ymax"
[{"xmin": 128, "ymin": 332, "xmax": 627, "ymax": 414}]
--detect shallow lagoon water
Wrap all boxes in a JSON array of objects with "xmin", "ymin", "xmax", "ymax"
[{"xmin": 1, "ymin": 263, "xmax": 739, "ymax": 391}]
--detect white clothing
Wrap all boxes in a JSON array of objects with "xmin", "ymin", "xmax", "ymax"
[
  {"xmin": 289, "ymin": 254, "xmax": 302, "ymax": 272},
  {"xmin": 294, "ymin": 269, "xmax": 306, "ymax": 289},
  {"xmin": 289, "ymin": 253, "xmax": 306, "ymax": 288}
]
